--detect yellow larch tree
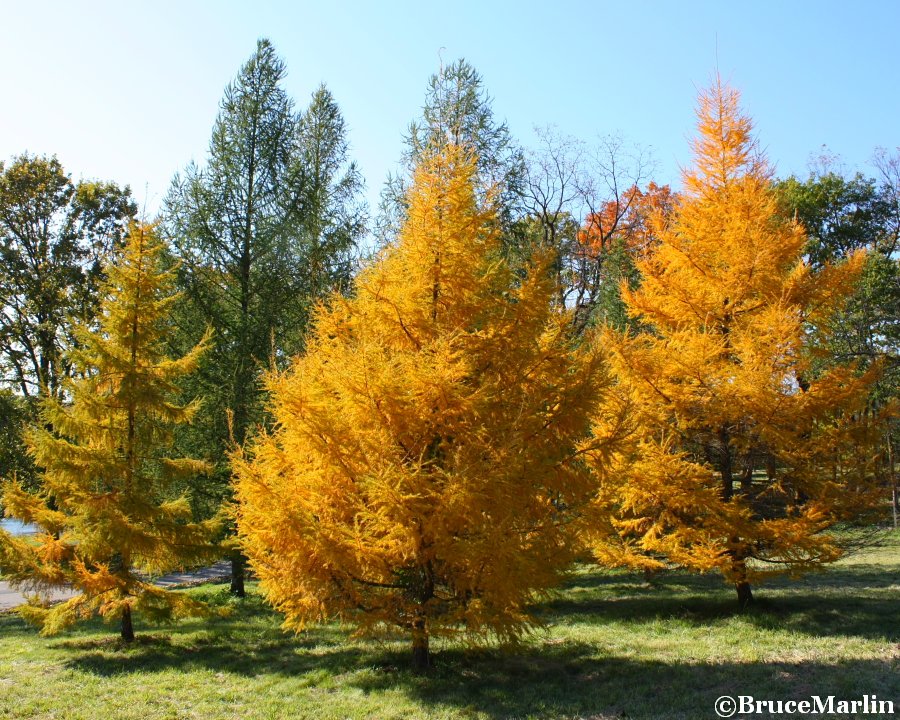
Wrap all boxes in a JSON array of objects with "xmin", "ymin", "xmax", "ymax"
[
  {"xmin": 588, "ymin": 78, "xmax": 886, "ymax": 606},
  {"xmin": 234, "ymin": 145, "xmax": 608, "ymax": 671},
  {"xmin": 0, "ymin": 222, "xmax": 219, "ymax": 641}
]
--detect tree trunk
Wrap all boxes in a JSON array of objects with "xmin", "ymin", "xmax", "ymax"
[
  {"xmin": 121, "ymin": 604, "xmax": 135, "ymax": 643},
  {"xmin": 740, "ymin": 463, "xmax": 753, "ymax": 493},
  {"xmin": 735, "ymin": 579, "xmax": 754, "ymax": 607},
  {"xmin": 411, "ymin": 616, "xmax": 430, "ymax": 674},
  {"xmin": 230, "ymin": 552, "xmax": 246, "ymax": 597},
  {"xmin": 893, "ymin": 486, "xmax": 898, "ymax": 531},
  {"xmin": 731, "ymin": 547, "xmax": 753, "ymax": 608},
  {"xmin": 888, "ymin": 434, "xmax": 897, "ymax": 530},
  {"xmin": 765, "ymin": 454, "xmax": 777, "ymax": 482}
]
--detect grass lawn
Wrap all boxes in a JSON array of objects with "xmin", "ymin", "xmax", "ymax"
[{"xmin": 1, "ymin": 531, "xmax": 898, "ymax": 720}]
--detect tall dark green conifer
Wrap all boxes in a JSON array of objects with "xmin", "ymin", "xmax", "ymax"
[
  {"xmin": 376, "ymin": 59, "xmax": 525, "ymax": 246},
  {"xmin": 291, "ymin": 84, "xmax": 366, "ymax": 303},
  {"xmin": 164, "ymin": 40, "xmax": 365, "ymax": 593}
]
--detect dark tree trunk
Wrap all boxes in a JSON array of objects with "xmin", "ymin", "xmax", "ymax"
[
  {"xmin": 121, "ymin": 604, "xmax": 135, "ymax": 642},
  {"xmin": 230, "ymin": 552, "xmax": 246, "ymax": 597},
  {"xmin": 735, "ymin": 580, "xmax": 754, "ymax": 608},
  {"xmin": 731, "ymin": 547, "xmax": 754, "ymax": 608},
  {"xmin": 893, "ymin": 486, "xmax": 898, "ymax": 530},
  {"xmin": 411, "ymin": 617, "xmax": 430, "ymax": 674},
  {"xmin": 740, "ymin": 464, "xmax": 753, "ymax": 493},
  {"xmin": 889, "ymin": 434, "xmax": 898, "ymax": 530}
]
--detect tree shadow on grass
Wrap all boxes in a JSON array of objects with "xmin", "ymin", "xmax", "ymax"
[
  {"xmin": 350, "ymin": 643, "xmax": 900, "ymax": 720},
  {"xmin": 0, "ymin": 609, "xmax": 40, "ymax": 638},
  {"xmin": 542, "ymin": 562, "xmax": 900, "ymax": 642},
  {"xmin": 48, "ymin": 564, "xmax": 899, "ymax": 718},
  {"xmin": 555, "ymin": 560, "xmax": 900, "ymax": 600},
  {"xmin": 54, "ymin": 591, "xmax": 372, "ymax": 679},
  {"xmin": 57, "ymin": 622, "xmax": 900, "ymax": 720},
  {"xmin": 59, "ymin": 632, "xmax": 368, "ymax": 680}
]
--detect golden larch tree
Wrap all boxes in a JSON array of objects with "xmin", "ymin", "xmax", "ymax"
[
  {"xmin": 589, "ymin": 78, "xmax": 886, "ymax": 605},
  {"xmin": 0, "ymin": 222, "xmax": 219, "ymax": 640},
  {"xmin": 234, "ymin": 145, "xmax": 607, "ymax": 671}
]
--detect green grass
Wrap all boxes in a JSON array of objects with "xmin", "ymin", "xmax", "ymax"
[{"xmin": 1, "ymin": 531, "xmax": 898, "ymax": 720}]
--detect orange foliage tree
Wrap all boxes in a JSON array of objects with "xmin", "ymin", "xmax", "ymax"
[
  {"xmin": 577, "ymin": 181, "xmax": 676, "ymax": 258},
  {"xmin": 234, "ymin": 145, "xmax": 608, "ymax": 671},
  {"xmin": 0, "ymin": 223, "xmax": 219, "ymax": 640},
  {"xmin": 572, "ymin": 182, "xmax": 676, "ymax": 330},
  {"xmin": 589, "ymin": 78, "xmax": 886, "ymax": 606}
]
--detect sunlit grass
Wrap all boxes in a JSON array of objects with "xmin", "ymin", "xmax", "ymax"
[{"xmin": 1, "ymin": 530, "xmax": 897, "ymax": 719}]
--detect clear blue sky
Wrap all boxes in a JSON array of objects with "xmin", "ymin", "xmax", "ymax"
[{"xmin": 2, "ymin": 0, "xmax": 897, "ymax": 217}]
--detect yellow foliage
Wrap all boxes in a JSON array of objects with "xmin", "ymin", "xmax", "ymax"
[
  {"xmin": 0, "ymin": 222, "xmax": 220, "ymax": 637},
  {"xmin": 588, "ymin": 78, "xmax": 887, "ymax": 599},
  {"xmin": 234, "ymin": 146, "xmax": 608, "ymax": 663}
]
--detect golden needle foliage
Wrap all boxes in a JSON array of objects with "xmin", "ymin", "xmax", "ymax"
[
  {"xmin": 234, "ymin": 145, "xmax": 607, "ymax": 666},
  {"xmin": 0, "ymin": 222, "xmax": 220, "ymax": 638},
  {"xmin": 589, "ymin": 78, "xmax": 887, "ymax": 601}
]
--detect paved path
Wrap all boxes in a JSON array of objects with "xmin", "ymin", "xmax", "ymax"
[
  {"xmin": 0, "ymin": 581, "xmax": 77, "ymax": 609},
  {"xmin": 0, "ymin": 561, "xmax": 232, "ymax": 611}
]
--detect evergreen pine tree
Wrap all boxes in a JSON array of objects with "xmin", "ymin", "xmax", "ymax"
[
  {"xmin": 164, "ymin": 40, "xmax": 365, "ymax": 595},
  {"xmin": 376, "ymin": 59, "xmax": 525, "ymax": 247}
]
